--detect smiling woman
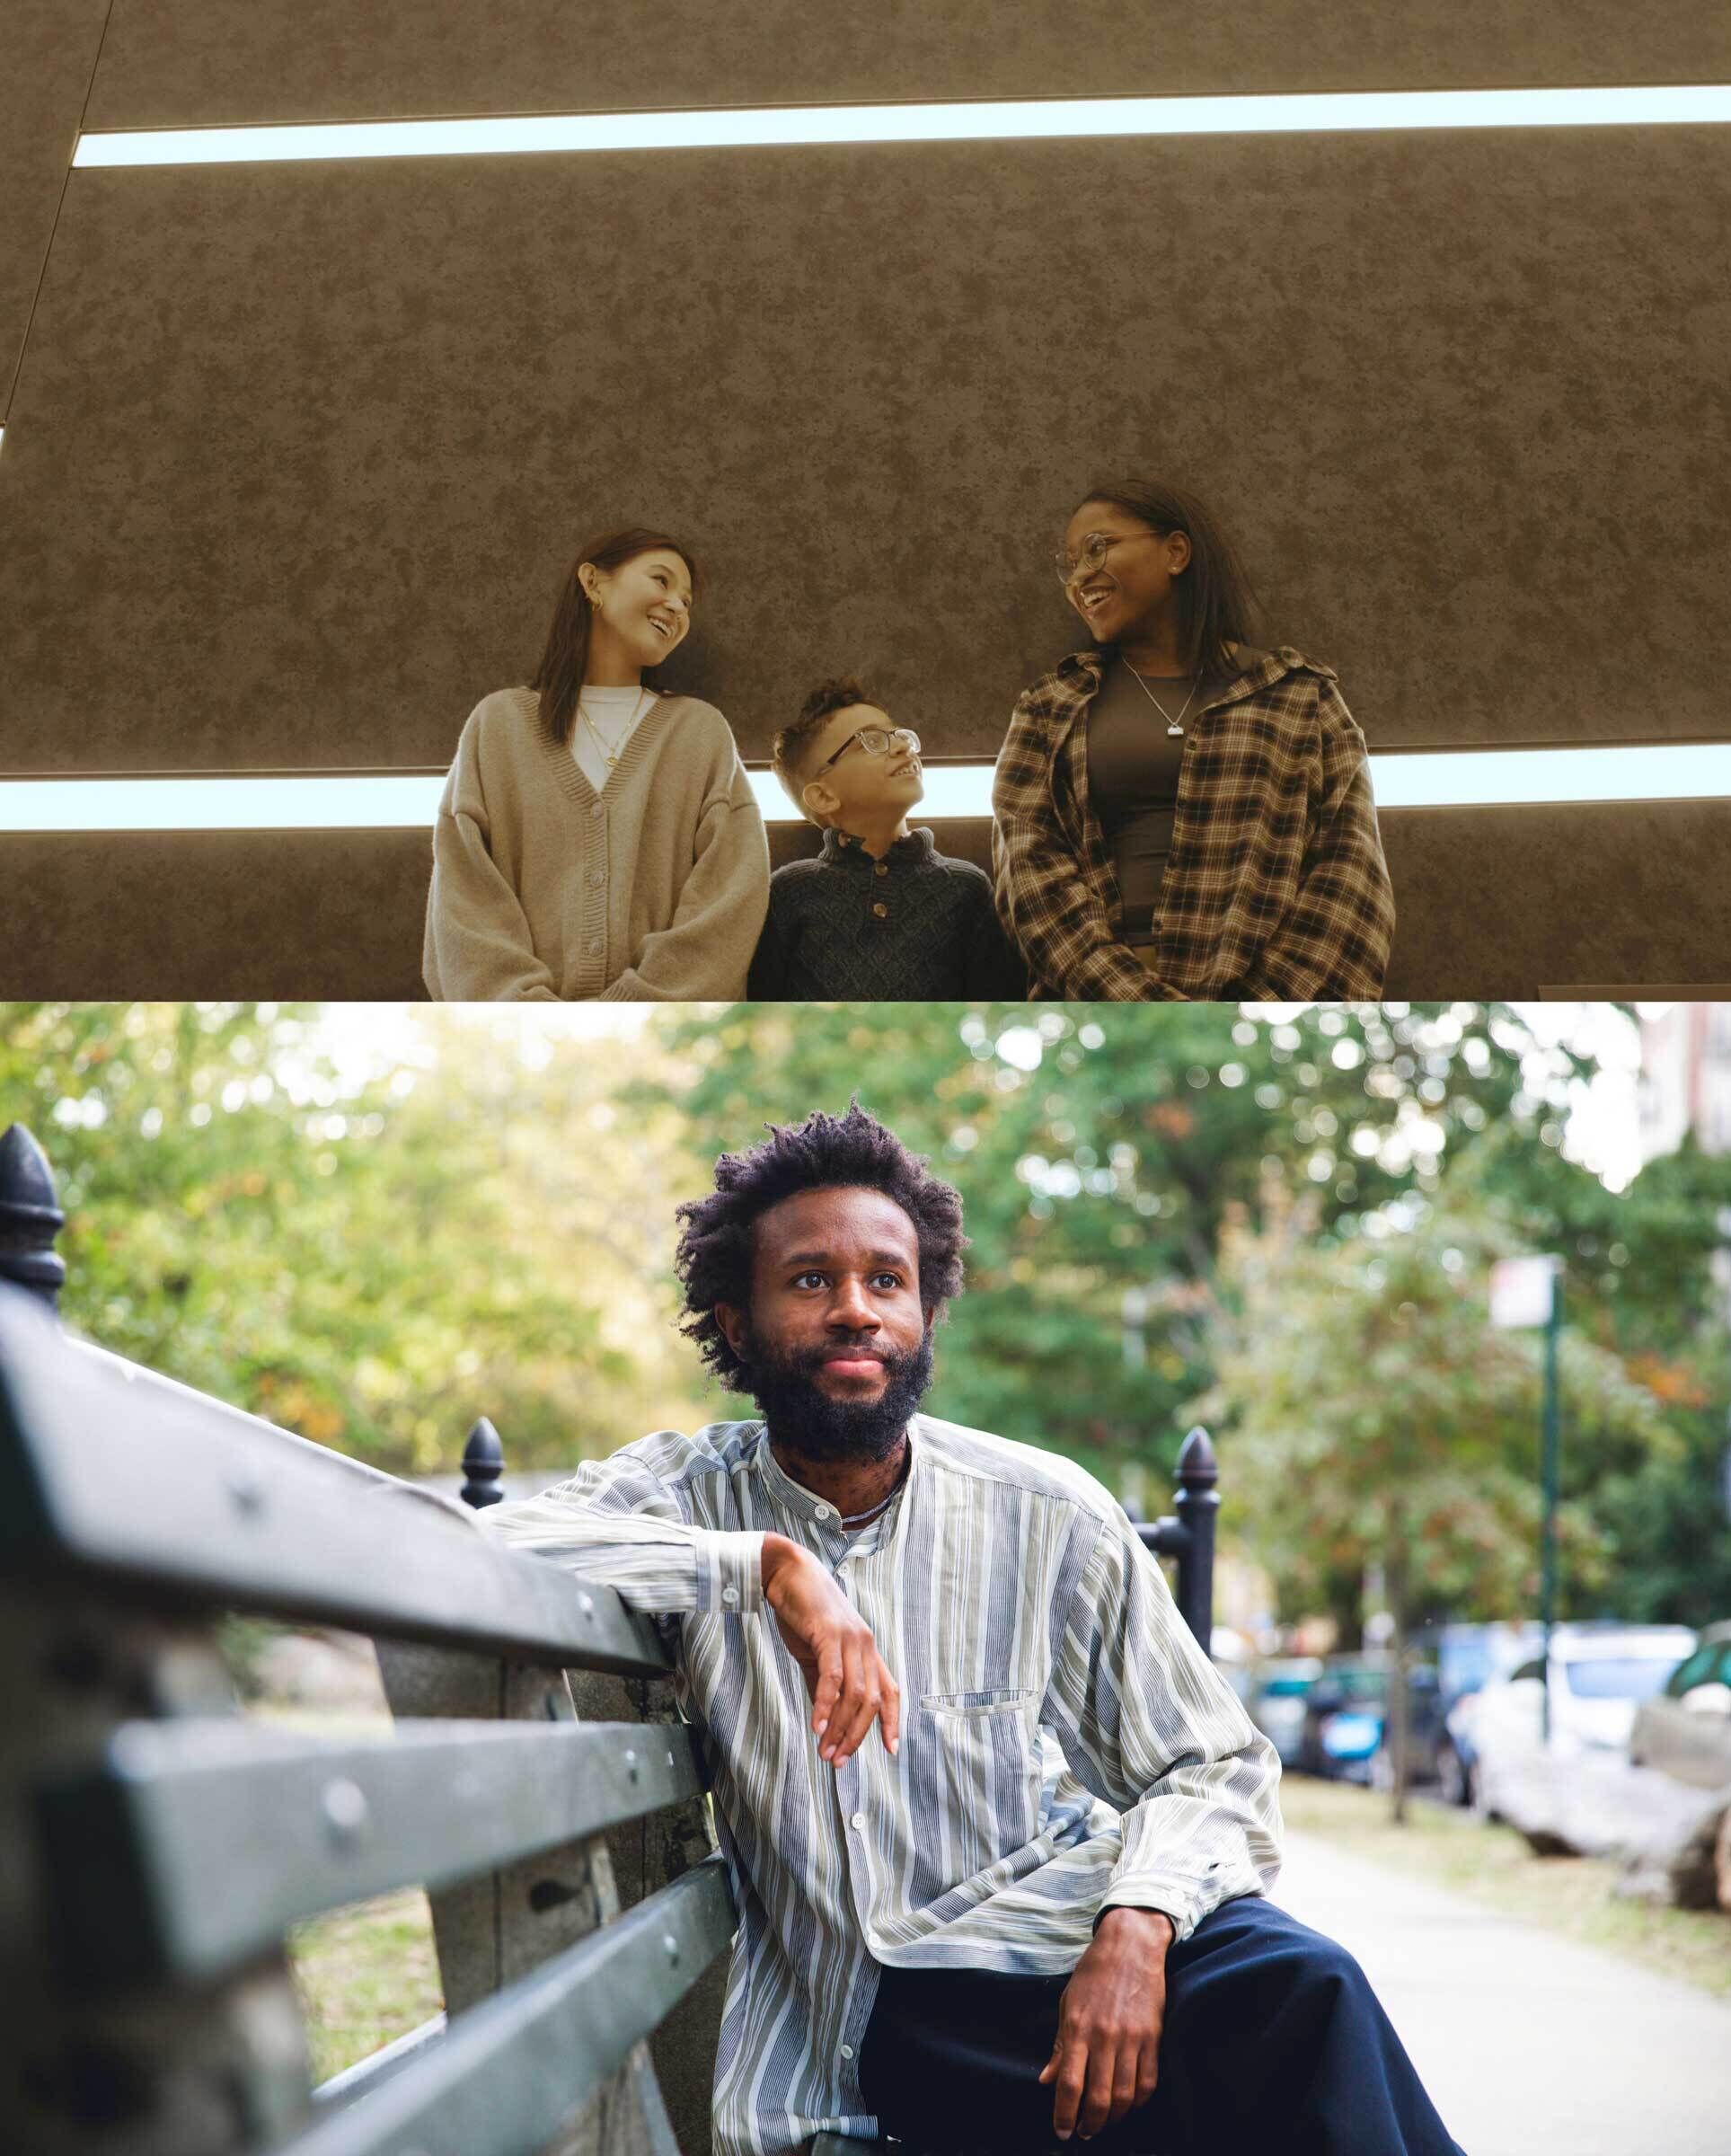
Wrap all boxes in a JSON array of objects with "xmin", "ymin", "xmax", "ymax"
[
  {"xmin": 993, "ymin": 480, "xmax": 1397, "ymax": 1001},
  {"xmin": 421, "ymin": 526, "xmax": 770, "ymax": 1000}
]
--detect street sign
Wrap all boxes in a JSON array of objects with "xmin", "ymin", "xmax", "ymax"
[{"xmin": 1489, "ymin": 1255, "xmax": 1560, "ymax": 1330}]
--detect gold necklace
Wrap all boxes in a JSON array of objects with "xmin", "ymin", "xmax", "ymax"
[
  {"xmin": 1123, "ymin": 661, "xmax": 1197, "ymax": 738},
  {"xmin": 578, "ymin": 687, "xmax": 650, "ymax": 769}
]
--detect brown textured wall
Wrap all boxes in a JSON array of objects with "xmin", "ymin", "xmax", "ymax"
[
  {"xmin": 84, "ymin": 1, "xmax": 1731, "ymax": 127},
  {"xmin": 3, "ymin": 128, "xmax": 1727, "ymax": 772},
  {"xmin": 4, "ymin": 804, "xmax": 1727, "ymax": 1000},
  {"xmin": 0, "ymin": 0, "xmax": 110, "ymax": 415}
]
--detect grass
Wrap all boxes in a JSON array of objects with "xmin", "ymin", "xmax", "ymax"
[
  {"xmin": 1278, "ymin": 1772, "xmax": 1731, "ymax": 2000},
  {"xmin": 288, "ymin": 1887, "xmax": 445, "ymax": 2085},
  {"xmin": 252, "ymin": 1701, "xmax": 446, "ymax": 2085}
]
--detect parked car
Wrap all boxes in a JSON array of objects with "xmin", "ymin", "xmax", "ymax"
[
  {"xmin": 1628, "ymin": 1621, "xmax": 1731, "ymax": 1789},
  {"xmin": 1425, "ymin": 1621, "xmax": 1545, "ymax": 1806},
  {"xmin": 1248, "ymin": 1657, "xmax": 1323, "ymax": 1766},
  {"xmin": 1453, "ymin": 1622, "xmax": 1696, "ymax": 1816},
  {"xmin": 1294, "ymin": 1655, "xmax": 1437, "ymax": 1784}
]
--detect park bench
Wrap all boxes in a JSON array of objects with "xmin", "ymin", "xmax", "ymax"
[{"xmin": 0, "ymin": 1121, "xmax": 1220, "ymax": 2156}]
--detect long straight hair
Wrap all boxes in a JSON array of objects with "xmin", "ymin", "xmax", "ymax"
[
  {"xmin": 531, "ymin": 526, "xmax": 701, "ymax": 747},
  {"xmin": 1073, "ymin": 480, "xmax": 1264, "ymax": 680}
]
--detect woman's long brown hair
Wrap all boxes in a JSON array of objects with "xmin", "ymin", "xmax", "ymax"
[
  {"xmin": 1073, "ymin": 480, "xmax": 1265, "ymax": 682},
  {"xmin": 530, "ymin": 527, "xmax": 701, "ymax": 747}
]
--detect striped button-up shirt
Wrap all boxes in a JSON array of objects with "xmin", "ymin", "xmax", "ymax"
[
  {"xmin": 992, "ymin": 644, "xmax": 1396, "ymax": 1001},
  {"xmin": 480, "ymin": 1413, "xmax": 1282, "ymax": 2156}
]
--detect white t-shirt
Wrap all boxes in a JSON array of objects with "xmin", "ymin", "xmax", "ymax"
[{"xmin": 571, "ymin": 685, "xmax": 653, "ymax": 793}]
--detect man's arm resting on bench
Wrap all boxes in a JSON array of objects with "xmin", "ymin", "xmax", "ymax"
[{"xmin": 436, "ymin": 1467, "xmax": 899, "ymax": 1763}]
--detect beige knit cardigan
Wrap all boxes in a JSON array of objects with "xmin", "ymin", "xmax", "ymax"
[{"xmin": 422, "ymin": 687, "xmax": 770, "ymax": 1001}]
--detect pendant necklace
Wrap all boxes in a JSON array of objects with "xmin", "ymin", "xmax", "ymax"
[
  {"xmin": 837, "ymin": 1449, "xmax": 912, "ymax": 1530},
  {"xmin": 578, "ymin": 686, "xmax": 650, "ymax": 771},
  {"xmin": 1123, "ymin": 661, "xmax": 1197, "ymax": 738}
]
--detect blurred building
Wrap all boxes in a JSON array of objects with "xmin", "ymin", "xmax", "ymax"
[{"xmin": 1638, "ymin": 1003, "xmax": 1731, "ymax": 1162}]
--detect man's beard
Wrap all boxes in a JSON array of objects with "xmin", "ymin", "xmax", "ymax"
[{"xmin": 735, "ymin": 1326, "xmax": 935, "ymax": 1463}]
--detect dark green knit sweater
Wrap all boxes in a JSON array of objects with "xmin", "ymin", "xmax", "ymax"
[{"xmin": 746, "ymin": 827, "xmax": 1026, "ymax": 1001}]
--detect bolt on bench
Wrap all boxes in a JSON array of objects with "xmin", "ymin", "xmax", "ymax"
[{"xmin": 0, "ymin": 1122, "xmax": 1221, "ymax": 2156}]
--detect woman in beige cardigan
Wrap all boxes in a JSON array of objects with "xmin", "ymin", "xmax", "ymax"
[{"xmin": 423, "ymin": 527, "xmax": 770, "ymax": 1000}]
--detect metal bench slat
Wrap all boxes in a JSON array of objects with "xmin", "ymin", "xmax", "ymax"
[
  {"xmin": 314, "ymin": 2014, "xmax": 447, "ymax": 2109},
  {"xmin": 34, "ymin": 1716, "xmax": 709, "ymax": 1986},
  {"xmin": 0, "ymin": 1291, "xmax": 667, "ymax": 1673},
  {"xmin": 269, "ymin": 1854, "xmax": 736, "ymax": 2156}
]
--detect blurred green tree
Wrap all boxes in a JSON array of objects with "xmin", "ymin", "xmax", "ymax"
[
  {"xmin": 0, "ymin": 1003, "xmax": 698, "ymax": 1475},
  {"xmin": 1201, "ymin": 1191, "xmax": 1674, "ymax": 1815},
  {"xmin": 631, "ymin": 1002, "xmax": 1583, "ymax": 1495}
]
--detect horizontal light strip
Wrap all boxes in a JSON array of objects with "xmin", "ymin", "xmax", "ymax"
[
  {"xmin": 2, "ymin": 747, "xmax": 1729, "ymax": 831},
  {"xmin": 74, "ymin": 86, "xmax": 1731, "ymax": 169},
  {"xmin": 1371, "ymin": 744, "xmax": 1731, "ymax": 809}
]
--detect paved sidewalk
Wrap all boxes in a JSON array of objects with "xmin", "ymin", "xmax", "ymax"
[{"xmin": 1272, "ymin": 1828, "xmax": 1731, "ymax": 2156}]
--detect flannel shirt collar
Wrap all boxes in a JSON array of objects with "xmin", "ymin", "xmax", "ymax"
[
  {"xmin": 818, "ymin": 825, "xmax": 937, "ymax": 870},
  {"xmin": 1053, "ymin": 641, "xmax": 1336, "ymax": 719}
]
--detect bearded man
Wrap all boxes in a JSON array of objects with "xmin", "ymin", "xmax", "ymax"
[{"xmin": 479, "ymin": 1105, "xmax": 1462, "ymax": 2156}]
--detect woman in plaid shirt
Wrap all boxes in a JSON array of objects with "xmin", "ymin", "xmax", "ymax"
[{"xmin": 992, "ymin": 482, "xmax": 1396, "ymax": 1000}]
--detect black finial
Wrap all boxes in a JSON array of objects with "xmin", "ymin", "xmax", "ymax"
[
  {"xmin": 0, "ymin": 1123, "xmax": 66, "ymax": 1311},
  {"xmin": 460, "ymin": 1417, "xmax": 506, "ymax": 1509},
  {"xmin": 1174, "ymin": 1427, "xmax": 1218, "ymax": 1489}
]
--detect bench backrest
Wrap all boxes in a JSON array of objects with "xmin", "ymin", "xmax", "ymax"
[{"xmin": 0, "ymin": 1273, "xmax": 732, "ymax": 2156}]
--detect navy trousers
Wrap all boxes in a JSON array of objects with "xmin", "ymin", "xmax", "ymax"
[{"xmin": 857, "ymin": 1895, "xmax": 1467, "ymax": 2156}]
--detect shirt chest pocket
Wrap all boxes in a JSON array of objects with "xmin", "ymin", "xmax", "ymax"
[
  {"xmin": 920, "ymin": 1687, "xmax": 1034, "ymax": 1719},
  {"xmin": 909, "ymin": 1688, "xmax": 1040, "ymax": 1892}
]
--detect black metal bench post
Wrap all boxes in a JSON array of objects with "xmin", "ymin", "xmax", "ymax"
[{"xmin": 1134, "ymin": 1427, "xmax": 1220, "ymax": 1656}]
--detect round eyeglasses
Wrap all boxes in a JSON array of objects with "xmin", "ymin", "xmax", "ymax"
[
  {"xmin": 813, "ymin": 724, "xmax": 922, "ymax": 776},
  {"xmin": 1055, "ymin": 528, "xmax": 1169, "ymax": 588}
]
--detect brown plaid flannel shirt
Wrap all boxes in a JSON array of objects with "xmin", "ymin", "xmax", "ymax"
[{"xmin": 991, "ymin": 644, "xmax": 1395, "ymax": 1001}]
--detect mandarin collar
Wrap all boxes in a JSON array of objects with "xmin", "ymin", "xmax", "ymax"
[
  {"xmin": 752, "ymin": 1416, "xmax": 921, "ymax": 1533},
  {"xmin": 818, "ymin": 826, "xmax": 937, "ymax": 870}
]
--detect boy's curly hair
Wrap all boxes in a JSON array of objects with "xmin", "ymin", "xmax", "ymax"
[
  {"xmin": 771, "ymin": 676, "xmax": 879, "ymax": 817},
  {"xmin": 674, "ymin": 1102, "xmax": 967, "ymax": 1386}
]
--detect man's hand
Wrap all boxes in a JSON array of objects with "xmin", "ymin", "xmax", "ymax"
[
  {"xmin": 760, "ymin": 1533, "xmax": 900, "ymax": 1765},
  {"xmin": 1038, "ymin": 1906, "xmax": 1175, "ymax": 2141}
]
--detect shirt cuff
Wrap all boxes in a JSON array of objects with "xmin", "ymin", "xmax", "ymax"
[
  {"xmin": 1095, "ymin": 1887, "xmax": 1192, "ymax": 1941},
  {"xmin": 1099, "ymin": 1857, "xmax": 1263, "ymax": 1946},
  {"xmin": 696, "ymin": 1530, "xmax": 768, "ymax": 1615}
]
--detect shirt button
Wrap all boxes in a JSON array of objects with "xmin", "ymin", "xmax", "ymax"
[
  {"xmin": 851, "ymin": 1812, "xmax": 866, "ymax": 1831},
  {"xmin": 815, "ymin": 1503, "xmax": 833, "ymax": 1521},
  {"xmin": 840, "ymin": 2044, "xmax": 855, "ymax": 2061},
  {"xmin": 871, "ymin": 902, "xmax": 888, "ymax": 919},
  {"xmin": 721, "ymin": 1586, "xmax": 739, "ymax": 1607}
]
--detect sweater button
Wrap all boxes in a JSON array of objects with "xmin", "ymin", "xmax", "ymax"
[
  {"xmin": 587, "ymin": 869, "xmax": 605, "ymax": 888},
  {"xmin": 871, "ymin": 901, "xmax": 888, "ymax": 919},
  {"xmin": 587, "ymin": 937, "xmax": 603, "ymax": 956},
  {"xmin": 874, "ymin": 862, "xmax": 888, "ymax": 878},
  {"xmin": 590, "ymin": 802, "xmax": 605, "ymax": 820}
]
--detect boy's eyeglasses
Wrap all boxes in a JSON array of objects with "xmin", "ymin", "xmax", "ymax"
[
  {"xmin": 1055, "ymin": 529, "xmax": 1168, "ymax": 587},
  {"xmin": 813, "ymin": 724, "xmax": 922, "ymax": 776}
]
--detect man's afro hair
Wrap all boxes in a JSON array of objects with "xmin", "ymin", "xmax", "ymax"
[{"xmin": 674, "ymin": 1102, "xmax": 967, "ymax": 1388}]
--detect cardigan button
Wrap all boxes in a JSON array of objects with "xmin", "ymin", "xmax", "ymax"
[
  {"xmin": 873, "ymin": 862, "xmax": 888, "ymax": 878},
  {"xmin": 587, "ymin": 869, "xmax": 605, "ymax": 888},
  {"xmin": 871, "ymin": 902, "xmax": 888, "ymax": 919},
  {"xmin": 587, "ymin": 937, "xmax": 604, "ymax": 956},
  {"xmin": 590, "ymin": 802, "xmax": 605, "ymax": 820}
]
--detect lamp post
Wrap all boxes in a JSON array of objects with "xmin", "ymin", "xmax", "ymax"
[{"xmin": 1489, "ymin": 1253, "xmax": 1564, "ymax": 1743}]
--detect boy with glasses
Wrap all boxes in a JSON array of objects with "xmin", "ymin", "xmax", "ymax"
[{"xmin": 748, "ymin": 676, "xmax": 1025, "ymax": 999}]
